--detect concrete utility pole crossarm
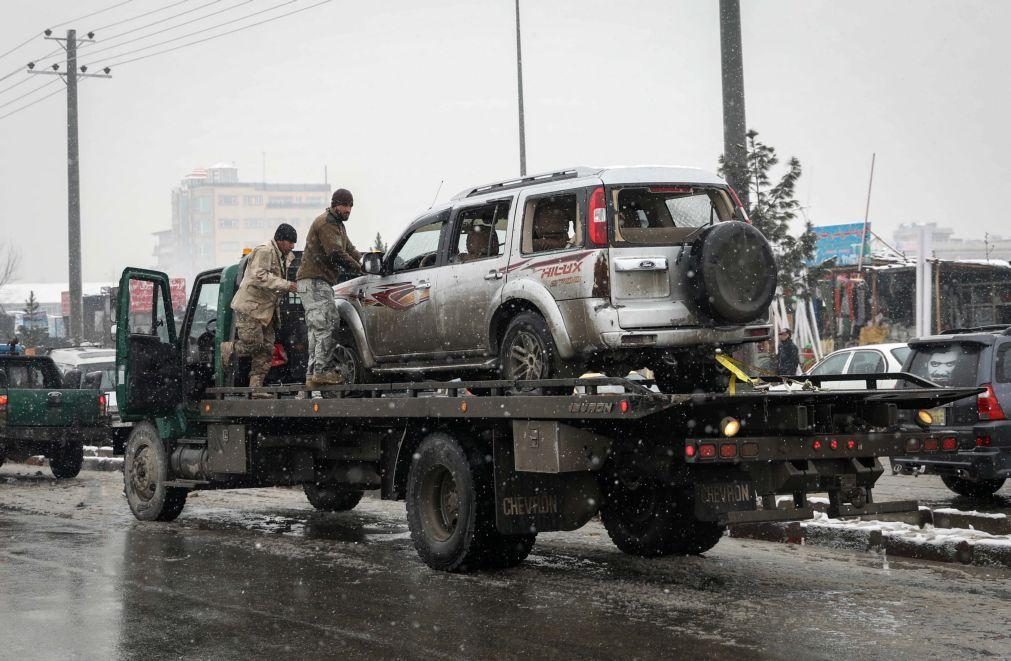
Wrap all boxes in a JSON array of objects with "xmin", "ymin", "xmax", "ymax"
[{"xmin": 28, "ymin": 29, "xmax": 111, "ymax": 344}]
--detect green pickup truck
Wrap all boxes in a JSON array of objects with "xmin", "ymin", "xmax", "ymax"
[{"xmin": 0, "ymin": 355, "xmax": 110, "ymax": 478}]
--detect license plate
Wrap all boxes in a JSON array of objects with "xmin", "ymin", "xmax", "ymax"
[
  {"xmin": 927, "ymin": 406, "xmax": 947, "ymax": 426},
  {"xmin": 695, "ymin": 480, "xmax": 755, "ymax": 518}
]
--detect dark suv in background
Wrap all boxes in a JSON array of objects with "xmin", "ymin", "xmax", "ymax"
[{"xmin": 892, "ymin": 326, "xmax": 1011, "ymax": 498}]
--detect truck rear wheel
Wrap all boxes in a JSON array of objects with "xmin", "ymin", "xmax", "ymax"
[
  {"xmin": 49, "ymin": 442, "xmax": 83, "ymax": 479},
  {"xmin": 601, "ymin": 481, "xmax": 725, "ymax": 557},
  {"xmin": 406, "ymin": 432, "xmax": 535, "ymax": 571},
  {"xmin": 940, "ymin": 474, "xmax": 1007, "ymax": 499},
  {"xmin": 303, "ymin": 483, "xmax": 364, "ymax": 511},
  {"xmin": 124, "ymin": 422, "xmax": 187, "ymax": 522}
]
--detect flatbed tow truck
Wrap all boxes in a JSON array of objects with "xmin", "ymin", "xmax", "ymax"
[{"xmin": 116, "ymin": 266, "xmax": 979, "ymax": 571}]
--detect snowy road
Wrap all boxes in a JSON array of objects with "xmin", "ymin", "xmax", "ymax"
[{"xmin": 1, "ymin": 466, "xmax": 1009, "ymax": 660}]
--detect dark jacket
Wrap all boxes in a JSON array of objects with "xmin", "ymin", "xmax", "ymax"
[
  {"xmin": 296, "ymin": 210, "xmax": 362, "ymax": 284},
  {"xmin": 777, "ymin": 338, "xmax": 800, "ymax": 376}
]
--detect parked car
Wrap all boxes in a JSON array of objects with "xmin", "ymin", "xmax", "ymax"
[
  {"xmin": 331, "ymin": 166, "xmax": 776, "ymax": 392},
  {"xmin": 891, "ymin": 326, "xmax": 1011, "ymax": 498},
  {"xmin": 806, "ymin": 343, "xmax": 911, "ymax": 389},
  {"xmin": 48, "ymin": 346, "xmax": 130, "ymax": 448}
]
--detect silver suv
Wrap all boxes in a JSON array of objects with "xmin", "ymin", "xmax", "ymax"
[{"xmin": 332, "ymin": 166, "xmax": 776, "ymax": 391}]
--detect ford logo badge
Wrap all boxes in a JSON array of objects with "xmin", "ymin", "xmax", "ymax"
[{"xmin": 639, "ymin": 260, "xmax": 655, "ymax": 269}]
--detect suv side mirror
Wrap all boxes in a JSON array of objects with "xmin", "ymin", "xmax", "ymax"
[
  {"xmin": 363, "ymin": 252, "xmax": 384, "ymax": 275},
  {"xmin": 82, "ymin": 371, "xmax": 104, "ymax": 390}
]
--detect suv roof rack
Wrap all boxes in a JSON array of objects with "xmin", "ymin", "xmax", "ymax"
[
  {"xmin": 452, "ymin": 167, "xmax": 600, "ymax": 200},
  {"xmin": 937, "ymin": 324, "xmax": 1011, "ymax": 335}
]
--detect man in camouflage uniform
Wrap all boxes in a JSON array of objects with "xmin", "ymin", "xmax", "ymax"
[
  {"xmin": 296, "ymin": 188, "xmax": 362, "ymax": 387},
  {"xmin": 223, "ymin": 223, "xmax": 298, "ymax": 397}
]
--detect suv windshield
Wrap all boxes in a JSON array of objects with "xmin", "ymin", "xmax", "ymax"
[
  {"xmin": 907, "ymin": 343, "xmax": 981, "ymax": 387},
  {"xmin": 612, "ymin": 186, "xmax": 734, "ymax": 245}
]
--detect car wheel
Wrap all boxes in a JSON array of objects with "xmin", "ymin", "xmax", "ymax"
[
  {"xmin": 49, "ymin": 442, "xmax": 84, "ymax": 479},
  {"xmin": 334, "ymin": 331, "xmax": 372, "ymax": 387},
  {"xmin": 406, "ymin": 432, "xmax": 535, "ymax": 572},
  {"xmin": 940, "ymin": 474, "xmax": 1007, "ymax": 499},
  {"xmin": 303, "ymin": 483, "xmax": 364, "ymax": 511},
  {"xmin": 499, "ymin": 312, "xmax": 558, "ymax": 382},
  {"xmin": 600, "ymin": 480, "xmax": 725, "ymax": 557},
  {"xmin": 124, "ymin": 422, "xmax": 188, "ymax": 522}
]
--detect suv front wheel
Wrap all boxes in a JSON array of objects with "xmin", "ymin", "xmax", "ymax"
[
  {"xmin": 940, "ymin": 474, "xmax": 1007, "ymax": 499},
  {"xmin": 499, "ymin": 312, "xmax": 559, "ymax": 381}
]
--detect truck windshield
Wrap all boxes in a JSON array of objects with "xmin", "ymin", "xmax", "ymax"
[{"xmin": 612, "ymin": 186, "xmax": 735, "ymax": 245}]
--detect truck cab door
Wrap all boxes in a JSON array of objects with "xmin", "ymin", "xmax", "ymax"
[{"xmin": 116, "ymin": 268, "xmax": 183, "ymax": 418}]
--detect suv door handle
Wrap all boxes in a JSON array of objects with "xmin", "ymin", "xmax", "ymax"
[
  {"xmin": 416, "ymin": 280, "xmax": 432, "ymax": 290},
  {"xmin": 484, "ymin": 270, "xmax": 504, "ymax": 280}
]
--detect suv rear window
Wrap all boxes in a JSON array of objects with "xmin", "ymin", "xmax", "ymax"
[
  {"xmin": 906, "ymin": 343, "xmax": 981, "ymax": 387},
  {"xmin": 612, "ymin": 186, "xmax": 734, "ymax": 245}
]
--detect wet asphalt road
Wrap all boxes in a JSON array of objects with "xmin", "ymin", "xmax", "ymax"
[{"xmin": 1, "ymin": 466, "xmax": 1009, "ymax": 661}]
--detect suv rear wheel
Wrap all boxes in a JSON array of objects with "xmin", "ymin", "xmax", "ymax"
[
  {"xmin": 499, "ymin": 312, "xmax": 558, "ymax": 381},
  {"xmin": 940, "ymin": 474, "xmax": 1007, "ymax": 499}
]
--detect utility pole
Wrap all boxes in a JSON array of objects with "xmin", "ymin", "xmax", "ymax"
[
  {"xmin": 719, "ymin": 0, "xmax": 749, "ymax": 208},
  {"xmin": 28, "ymin": 29, "xmax": 111, "ymax": 344},
  {"xmin": 515, "ymin": 0, "xmax": 527, "ymax": 176}
]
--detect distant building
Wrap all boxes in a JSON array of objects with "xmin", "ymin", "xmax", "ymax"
[
  {"xmin": 154, "ymin": 163, "xmax": 330, "ymax": 280},
  {"xmin": 893, "ymin": 223, "xmax": 1011, "ymax": 262}
]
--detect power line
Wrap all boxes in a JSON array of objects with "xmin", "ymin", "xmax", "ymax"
[
  {"xmin": 82, "ymin": 0, "xmax": 255, "ymax": 60},
  {"xmin": 0, "ymin": 0, "xmax": 138, "ymax": 66},
  {"xmin": 0, "ymin": 33, "xmax": 44, "ymax": 64},
  {"xmin": 50, "ymin": 0, "xmax": 139, "ymax": 30},
  {"xmin": 88, "ymin": 0, "xmax": 194, "ymax": 32},
  {"xmin": 0, "ymin": 78, "xmax": 60, "ymax": 110},
  {"xmin": 0, "ymin": 76, "xmax": 34, "ymax": 97},
  {"xmin": 0, "ymin": 82, "xmax": 71, "ymax": 120},
  {"xmin": 84, "ymin": 0, "xmax": 302, "ymax": 69},
  {"xmin": 97, "ymin": 0, "xmax": 332, "ymax": 70}
]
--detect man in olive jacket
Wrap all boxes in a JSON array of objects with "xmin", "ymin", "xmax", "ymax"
[
  {"xmin": 296, "ymin": 188, "xmax": 362, "ymax": 386},
  {"xmin": 224, "ymin": 224, "xmax": 298, "ymax": 396}
]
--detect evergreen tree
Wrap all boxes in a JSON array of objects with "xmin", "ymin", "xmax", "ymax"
[
  {"xmin": 371, "ymin": 232, "xmax": 388, "ymax": 253},
  {"xmin": 18, "ymin": 290, "xmax": 49, "ymax": 348},
  {"xmin": 720, "ymin": 129, "xmax": 818, "ymax": 296}
]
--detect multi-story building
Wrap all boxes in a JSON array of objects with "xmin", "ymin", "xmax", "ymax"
[
  {"xmin": 893, "ymin": 222, "xmax": 1011, "ymax": 262},
  {"xmin": 154, "ymin": 163, "xmax": 331, "ymax": 280}
]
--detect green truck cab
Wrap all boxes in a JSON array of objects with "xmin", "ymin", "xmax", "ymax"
[{"xmin": 0, "ymin": 355, "xmax": 111, "ymax": 478}]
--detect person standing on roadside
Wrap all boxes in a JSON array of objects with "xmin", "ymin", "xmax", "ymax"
[
  {"xmin": 223, "ymin": 223, "xmax": 298, "ymax": 397},
  {"xmin": 776, "ymin": 326, "xmax": 800, "ymax": 376},
  {"xmin": 296, "ymin": 188, "xmax": 362, "ymax": 387}
]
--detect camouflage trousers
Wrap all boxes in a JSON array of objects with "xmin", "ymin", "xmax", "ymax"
[
  {"xmin": 234, "ymin": 311, "xmax": 275, "ymax": 382},
  {"xmin": 298, "ymin": 278, "xmax": 339, "ymax": 380}
]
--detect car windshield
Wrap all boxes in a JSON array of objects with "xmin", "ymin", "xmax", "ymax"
[
  {"xmin": 890, "ymin": 346, "xmax": 911, "ymax": 366},
  {"xmin": 906, "ymin": 343, "xmax": 981, "ymax": 387},
  {"xmin": 612, "ymin": 186, "xmax": 735, "ymax": 245}
]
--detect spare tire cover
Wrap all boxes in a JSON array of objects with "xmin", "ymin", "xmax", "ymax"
[{"xmin": 687, "ymin": 221, "xmax": 777, "ymax": 324}]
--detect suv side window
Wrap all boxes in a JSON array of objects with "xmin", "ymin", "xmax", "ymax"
[
  {"xmin": 521, "ymin": 192, "xmax": 581, "ymax": 254},
  {"xmin": 450, "ymin": 200, "xmax": 510, "ymax": 264},
  {"xmin": 996, "ymin": 343, "xmax": 1011, "ymax": 383},
  {"xmin": 848, "ymin": 350, "xmax": 885, "ymax": 374},
  {"xmin": 389, "ymin": 215, "xmax": 449, "ymax": 273}
]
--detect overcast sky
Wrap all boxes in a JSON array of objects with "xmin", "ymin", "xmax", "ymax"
[{"xmin": 1, "ymin": 0, "xmax": 1008, "ymax": 284}]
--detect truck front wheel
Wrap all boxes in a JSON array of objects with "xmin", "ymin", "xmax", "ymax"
[
  {"xmin": 124, "ymin": 422, "xmax": 187, "ymax": 522},
  {"xmin": 601, "ymin": 481, "xmax": 724, "ymax": 557},
  {"xmin": 406, "ymin": 432, "xmax": 535, "ymax": 572},
  {"xmin": 303, "ymin": 483, "xmax": 364, "ymax": 511},
  {"xmin": 49, "ymin": 442, "xmax": 83, "ymax": 479}
]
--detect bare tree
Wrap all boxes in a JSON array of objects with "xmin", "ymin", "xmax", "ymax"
[{"xmin": 0, "ymin": 242, "xmax": 22, "ymax": 314}]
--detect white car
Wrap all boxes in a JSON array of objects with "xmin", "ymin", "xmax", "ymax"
[{"xmin": 804, "ymin": 342, "xmax": 911, "ymax": 390}]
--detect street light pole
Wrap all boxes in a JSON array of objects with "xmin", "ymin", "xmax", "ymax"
[
  {"xmin": 515, "ymin": 0, "xmax": 527, "ymax": 176},
  {"xmin": 719, "ymin": 0, "xmax": 749, "ymax": 208}
]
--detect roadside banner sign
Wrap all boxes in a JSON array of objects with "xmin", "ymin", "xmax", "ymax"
[
  {"xmin": 128, "ymin": 278, "xmax": 187, "ymax": 313},
  {"xmin": 810, "ymin": 223, "xmax": 871, "ymax": 266}
]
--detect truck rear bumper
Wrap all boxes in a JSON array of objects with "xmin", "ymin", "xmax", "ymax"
[
  {"xmin": 891, "ymin": 449, "xmax": 1011, "ymax": 480},
  {"xmin": 1, "ymin": 425, "xmax": 111, "ymax": 446}
]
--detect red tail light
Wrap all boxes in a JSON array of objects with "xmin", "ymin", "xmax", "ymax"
[
  {"xmin": 588, "ymin": 186, "xmax": 607, "ymax": 246},
  {"xmin": 923, "ymin": 438, "xmax": 940, "ymax": 452},
  {"xmin": 698, "ymin": 443, "xmax": 717, "ymax": 459},
  {"xmin": 812, "ymin": 440, "xmax": 822, "ymax": 450},
  {"xmin": 976, "ymin": 435, "xmax": 992, "ymax": 447},
  {"xmin": 98, "ymin": 394, "xmax": 107, "ymax": 416},
  {"xmin": 726, "ymin": 187, "xmax": 751, "ymax": 223},
  {"xmin": 846, "ymin": 440, "xmax": 857, "ymax": 450},
  {"xmin": 829, "ymin": 439, "xmax": 839, "ymax": 451},
  {"xmin": 719, "ymin": 443, "xmax": 737, "ymax": 458},
  {"xmin": 685, "ymin": 443, "xmax": 697, "ymax": 459},
  {"xmin": 941, "ymin": 437, "xmax": 958, "ymax": 451},
  {"xmin": 977, "ymin": 384, "xmax": 1006, "ymax": 421},
  {"xmin": 0, "ymin": 394, "xmax": 7, "ymax": 411}
]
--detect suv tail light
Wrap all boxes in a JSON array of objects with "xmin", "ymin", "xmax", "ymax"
[
  {"xmin": 98, "ymin": 394, "xmax": 107, "ymax": 416},
  {"xmin": 0, "ymin": 394, "xmax": 7, "ymax": 412},
  {"xmin": 588, "ymin": 186, "xmax": 607, "ymax": 246},
  {"xmin": 977, "ymin": 383, "xmax": 1006, "ymax": 421}
]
